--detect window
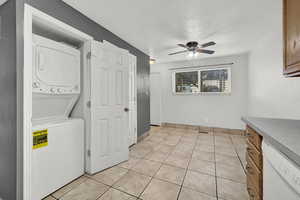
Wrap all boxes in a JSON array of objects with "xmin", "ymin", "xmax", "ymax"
[
  {"xmin": 173, "ymin": 68, "xmax": 231, "ymax": 94},
  {"xmin": 200, "ymin": 69, "xmax": 230, "ymax": 93},
  {"xmin": 175, "ymin": 71, "xmax": 199, "ymax": 93}
]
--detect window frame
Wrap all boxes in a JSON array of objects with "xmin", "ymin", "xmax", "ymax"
[
  {"xmin": 172, "ymin": 70, "xmax": 200, "ymax": 94},
  {"xmin": 172, "ymin": 67, "xmax": 232, "ymax": 95}
]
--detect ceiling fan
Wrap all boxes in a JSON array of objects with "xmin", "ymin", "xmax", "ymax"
[{"xmin": 169, "ymin": 41, "xmax": 216, "ymax": 56}]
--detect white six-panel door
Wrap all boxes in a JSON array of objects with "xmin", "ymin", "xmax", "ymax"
[{"xmin": 88, "ymin": 41, "xmax": 129, "ymax": 174}]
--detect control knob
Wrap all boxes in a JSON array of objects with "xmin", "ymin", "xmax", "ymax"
[
  {"xmin": 32, "ymin": 82, "xmax": 40, "ymax": 88},
  {"xmin": 50, "ymin": 88, "xmax": 56, "ymax": 93}
]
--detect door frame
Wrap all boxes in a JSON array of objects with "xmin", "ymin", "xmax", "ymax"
[
  {"xmin": 129, "ymin": 54, "xmax": 137, "ymax": 146},
  {"xmin": 150, "ymin": 72, "xmax": 162, "ymax": 126},
  {"xmin": 22, "ymin": 5, "xmax": 93, "ymax": 200}
]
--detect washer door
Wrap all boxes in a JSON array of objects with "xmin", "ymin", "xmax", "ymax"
[{"xmin": 32, "ymin": 93, "xmax": 79, "ymax": 125}]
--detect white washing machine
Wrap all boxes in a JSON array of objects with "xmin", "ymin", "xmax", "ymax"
[{"xmin": 31, "ymin": 34, "xmax": 84, "ymax": 200}]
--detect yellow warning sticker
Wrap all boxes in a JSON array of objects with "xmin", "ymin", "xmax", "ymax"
[{"xmin": 33, "ymin": 129, "xmax": 48, "ymax": 149}]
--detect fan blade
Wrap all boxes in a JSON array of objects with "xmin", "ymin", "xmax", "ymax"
[
  {"xmin": 201, "ymin": 41, "xmax": 216, "ymax": 48},
  {"xmin": 197, "ymin": 49, "xmax": 215, "ymax": 54},
  {"xmin": 168, "ymin": 50, "xmax": 189, "ymax": 55},
  {"xmin": 177, "ymin": 44, "xmax": 187, "ymax": 48}
]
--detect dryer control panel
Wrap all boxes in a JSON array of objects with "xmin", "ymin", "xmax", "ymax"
[{"xmin": 32, "ymin": 81, "xmax": 80, "ymax": 94}]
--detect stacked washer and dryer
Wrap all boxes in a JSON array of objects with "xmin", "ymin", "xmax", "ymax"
[{"xmin": 31, "ymin": 34, "xmax": 84, "ymax": 200}]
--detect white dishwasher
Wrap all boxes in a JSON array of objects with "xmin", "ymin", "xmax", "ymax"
[{"xmin": 262, "ymin": 141, "xmax": 300, "ymax": 200}]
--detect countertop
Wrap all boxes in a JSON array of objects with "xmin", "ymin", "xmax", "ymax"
[{"xmin": 242, "ymin": 117, "xmax": 300, "ymax": 167}]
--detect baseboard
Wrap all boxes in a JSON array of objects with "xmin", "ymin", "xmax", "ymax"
[
  {"xmin": 137, "ymin": 131, "xmax": 150, "ymax": 143},
  {"xmin": 161, "ymin": 122, "xmax": 245, "ymax": 136},
  {"xmin": 161, "ymin": 123, "xmax": 199, "ymax": 130}
]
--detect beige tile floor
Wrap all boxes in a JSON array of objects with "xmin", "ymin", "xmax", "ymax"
[{"xmin": 45, "ymin": 126, "xmax": 249, "ymax": 200}]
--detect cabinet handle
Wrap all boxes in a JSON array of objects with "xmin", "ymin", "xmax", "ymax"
[
  {"xmin": 247, "ymin": 187, "xmax": 256, "ymax": 200},
  {"xmin": 246, "ymin": 165, "xmax": 254, "ymax": 175},
  {"xmin": 246, "ymin": 132, "xmax": 254, "ymax": 139},
  {"xmin": 247, "ymin": 147, "xmax": 254, "ymax": 155}
]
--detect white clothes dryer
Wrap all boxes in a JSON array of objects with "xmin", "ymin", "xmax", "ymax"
[{"xmin": 32, "ymin": 34, "xmax": 81, "ymax": 124}]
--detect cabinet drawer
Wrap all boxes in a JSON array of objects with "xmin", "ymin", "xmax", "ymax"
[
  {"xmin": 246, "ymin": 126, "xmax": 262, "ymax": 150},
  {"xmin": 247, "ymin": 141, "xmax": 262, "ymax": 170},
  {"xmin": 246, "ymin": 155, "xmax": 262, "ymax": 195},
  {"xmin": 247, "ymin": 177, "xmax": 261, "ymax": 200}
]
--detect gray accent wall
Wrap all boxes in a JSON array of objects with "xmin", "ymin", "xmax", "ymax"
[
  {"xmin": 0, "ymin": 1, "xmax": 17, "ymax": 200},
  {"xmin": 25, "ymin": 0, "xmax": 151, "ymax": 137},
  {"xmin": 0, "ymin": 0, "xmax": 150, "ymax": 199}
]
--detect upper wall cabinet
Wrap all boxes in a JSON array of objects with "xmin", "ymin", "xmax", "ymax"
[{"xmin": 283, "ymin": 0, "xmax": 300, "ymax": 77}]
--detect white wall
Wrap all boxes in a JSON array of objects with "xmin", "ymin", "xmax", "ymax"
[
  {"xmin": 150, "ymin": 0, "xmax": 300, "ymax": 130},
  {"xmin": 248, "ymin": 0, "xmax": 300, "ymax": 120},
  {"xmin": 151, "ymin": 54, "xmax": 248, "ymax": 129}
]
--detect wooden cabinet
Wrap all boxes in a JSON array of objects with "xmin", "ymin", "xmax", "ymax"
[
  {"xmin": 283, "ymin": 0, "xmax": 300, "ymax": 77},
  {"xmin": 246, "ymin": 126, "xmax": 263, "ymax": 200}
]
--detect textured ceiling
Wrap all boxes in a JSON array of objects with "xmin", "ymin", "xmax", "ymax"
[{"xmin": 63, "ymin": 0, "xmax": 279, "ymax": 63}]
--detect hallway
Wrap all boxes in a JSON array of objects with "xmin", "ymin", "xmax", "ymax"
[{"xmin": 45, "ymin": 126, "xmax": 248, "ymax": 200}]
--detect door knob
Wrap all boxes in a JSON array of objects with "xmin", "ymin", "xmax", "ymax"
[{"xmin": 124, "ymin": 108, "xmax": 129, "ymax": 112}]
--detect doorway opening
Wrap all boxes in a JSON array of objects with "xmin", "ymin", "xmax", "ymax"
[{"xmin": 150, "ymin": 72, "xmax": 162, "ymax": 126}]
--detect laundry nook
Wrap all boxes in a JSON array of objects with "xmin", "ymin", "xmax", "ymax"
[
  {"xmin": 31, "ymin": 33, "xmax": 84, "ymax": 199},
  {"xmin": 19, "ymin": 5, "xmax": 138, "ymax": 200}
]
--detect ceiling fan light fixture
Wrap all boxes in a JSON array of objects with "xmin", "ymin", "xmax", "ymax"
[
  {"xmin": 149, "ymin": 58, "xmax": 156, "ymax": 64},
  {"xmin": 169, "ymin": 41, "xmax": 216, "ymax": 56},
  {"xmin": 188, "ymin": 51, "xmax": 198, "ymax": 58}
]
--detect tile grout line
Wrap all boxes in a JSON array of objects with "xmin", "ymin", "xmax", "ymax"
[
  {"xmin": 136, "ymin": 131, "xmax": 176, "ymax": 199},
  {"xmin": 49, "ymin": 128, "xmax": 150, "ymax": 200},
  {"xmin": 50, "ymin": 175, "xmax": 90, "ymax": 200},
  {"xmin": 51, "ymin": 128, "xmax": 241, "ymax": 200},
  {"xmin": 230, "ymin": 136, "xmax": 247, "ymax": 174},
  {"xmin": 83, "ymin": 130, "xmax": 166, "ymax": 200},
  {"xmin": 137, "ymin": 128, "xmax": 183, "ymax": 199},
  {"xmin": 98, "ymin": 130, "xmax": 169, "ymax": 200},
  {"xmin": 135, "ymin": 152, "xmax": 170, "ymax": 198},
  {"xmin": 215, "ymin": 133, "xmax": 249, "ymax": 200},
  {"xmin": 84, "ymin": 174, "xmax": 120, "ymax": 200},
  {"xmin": 107, "ymin": 185, "xmax": 141, "ymax": 199},
  {"xmin": 213, "ymin": 131, "xmax": 219, "ymax": 200},
  {"xmin": 176, "ymin": 132, "xmax": 199, "ymax": 200}
]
